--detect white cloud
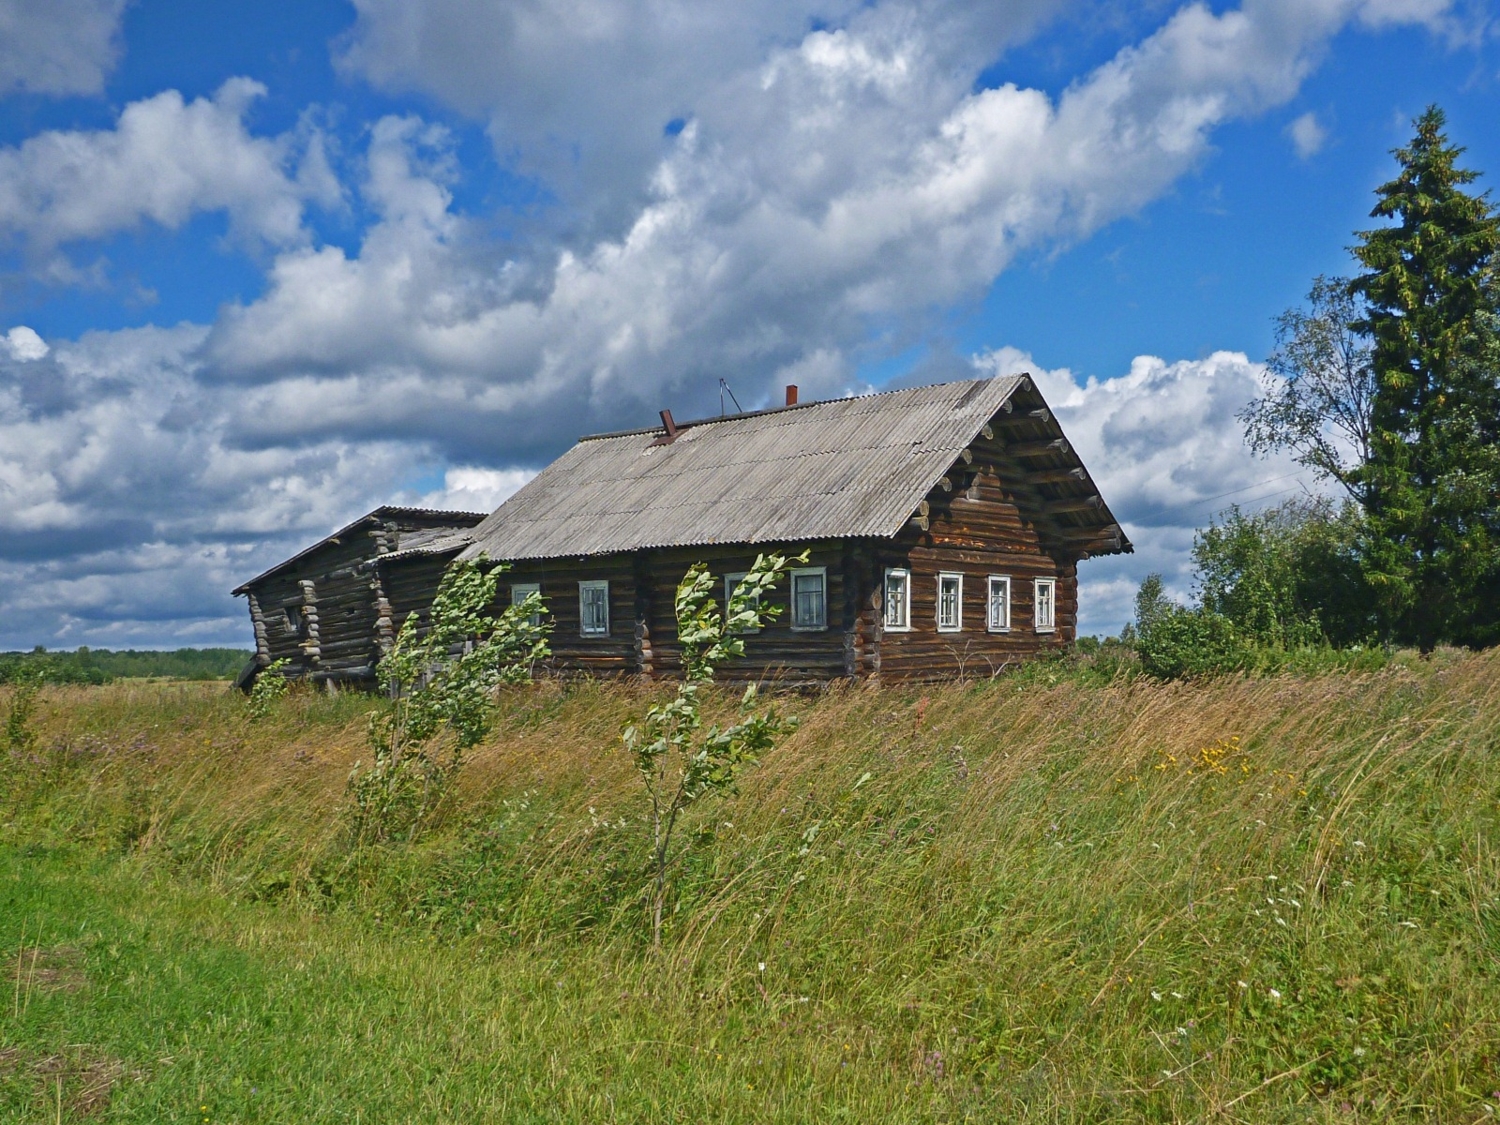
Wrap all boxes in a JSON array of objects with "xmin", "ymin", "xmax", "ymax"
[
  {"xmin": 0, "ymin": 0, "xmax": 126, "ymax": 96},
  {"xmin": 409, "ymin": 466, "xmax": 535, "ymax": 513},
  {"xmin": 201, "ymin": 0, "xmax": 1452, "ymax": 456},
  {"xmin": 2, "ymin": 325, "xmax": 48, "ymax": 361},
  {"xmin": 0, "ymin": 79, "xmax": 340, "ymax": 261},
  {"xmin": 1287, "ymin": 110, "xmax": 1327, "ymax": 158},
  {"xmin": 976, "ymin": 345, "xmax": 1324, "ymax": 635},
  {"xmin": 337, "ymin": 0, "xmax": 1067, "ymax": 236},
  {"xmin": 0, "ymin": 325, "xmax": 432, "ymax": 647}
]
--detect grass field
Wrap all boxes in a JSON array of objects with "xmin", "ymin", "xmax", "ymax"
[{"xmin": 3, "ymin": 651, "xmax": 1500, "ymax": 1122}]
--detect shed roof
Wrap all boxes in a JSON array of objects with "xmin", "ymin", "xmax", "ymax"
[
  {"xmin": 461, "ymin": 376, "xmax": 1129, "ymax": 563},
  {"xmin": 232, "ymin": 506, "xmax": 487, "ymax": 595}
]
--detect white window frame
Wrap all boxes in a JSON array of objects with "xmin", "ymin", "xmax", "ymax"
[
  {"xmin": 511, "ymin": 582, "xmax": 542, "ymax": 627},
  {"xmin": 1034, "ymin": 577, "xmax": 1057, "ymax": 633},
  {"xmin": 987, "ymin": 575, "xmax": 1011, "ymax": 633},
  {"xmin": 579, "ymin": 580, "xmax": 610, "ymax": 637},
  {"xmin": 723, "ymin": 572, "xmax": 761, "ymax": 634},
  {"xmin": 936, "ymin": 572, "xmax": 963, "ymax": 633},
  {"xmin": 883, "ymin": 567, "xmax": 911, "ymax": 632},
  {"xmin": 789, "ymin": 566, "xmax": 828, "ymax": 632}
]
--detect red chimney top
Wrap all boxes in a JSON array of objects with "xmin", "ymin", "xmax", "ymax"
[{"xmin": 785, "ymin": 384, "xmax": 799, "ymax": 406}]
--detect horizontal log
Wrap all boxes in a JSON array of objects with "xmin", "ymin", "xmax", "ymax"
[
  {"xmin": 1005, "ymin": 438, "xmax": 1069, "ymax": 458},
  {"xmin": 1030, "ymin": 467, "xmax": 1087, "ymax": 485},
  {"xmin": 1042, "ymin": 496, "xmax": 1104, "ymax": 515}
]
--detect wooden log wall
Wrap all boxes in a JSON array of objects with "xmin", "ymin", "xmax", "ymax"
[
  {"xmin": 874, "ymin": 460, "xmax": 1078, "ymax": 680},
  {"xmin": 646, "ymin": 543, "xmax": 852, "ymax": 682},
  {"xmin": 498, "ymin": 555, "xmax": 640, "ymax": 676},
  {"xmin": 499, "ymin": 543, "xmax": 857, "ymax": 682},
  {"xmin": 306, "ymin": 565, "xmax": 379, "ymax": 680}
]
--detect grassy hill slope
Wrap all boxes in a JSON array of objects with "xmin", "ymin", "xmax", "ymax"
[{"xmin": 3, "ymin": 653, "xmax": 1499, "ymax": 1122}]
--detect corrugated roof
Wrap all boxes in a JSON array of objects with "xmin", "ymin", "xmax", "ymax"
[
  {"xmin": 378, "ymin": 526, "xmax": 479, "ymax": 561},
  {"xmin": 233, "ymin": 506, "xmax": 487, "ymax": 594},
  {"xmin": 461, "ymin": 376, "xmax": 1127, "ymax": 562}
]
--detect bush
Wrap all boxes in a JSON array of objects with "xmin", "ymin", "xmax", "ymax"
[
  {"xmin": 1135, "ymin": 603, "xmax": 1249, "ymax": 680},
  {"xmin": 1193, "ymin": 498, "xmax": 1377, "ymax": 648}
]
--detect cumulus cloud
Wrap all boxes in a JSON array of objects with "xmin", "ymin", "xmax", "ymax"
[
  {"xmin": 337, "ymin": 0, "xmax": 1066, "ymax": 236},
  {"xmin": 202, "ymin": 0, "xmax": 1454, "ymax": 462},
  {"xmin": 0, "ymin": 79, "xmax": 340, "ymax": 264},
  {"xmin": 2, "ymin": 325, "xmax": 48, "ymax": 361},
  {"xmin": 0, "ymin": 325, "xmax": 467, "ymax": 647},
  {"xmin": 1287, "ymin": 111, "xmax": 1328, "ymax": 158},
  {"xmin": 0, "ymin": 0, "xmax": 126, "ymax": 96},
  {"xmin": 409, "ymin": 467, "xmax": 536, "ymax": 513}
]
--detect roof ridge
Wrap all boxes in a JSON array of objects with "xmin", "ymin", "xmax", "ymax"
[{"xmin": 576, "ymin": 375, "xmax": 997, "ymax": 443}]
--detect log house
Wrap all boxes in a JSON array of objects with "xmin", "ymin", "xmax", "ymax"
[
  {"xmin": 458, "ymin": 374, "xmax": 1130, "ymax": 681},
  {"xmin": 232, "ymin": 507, "xmax": 487, "ymax": 688}
]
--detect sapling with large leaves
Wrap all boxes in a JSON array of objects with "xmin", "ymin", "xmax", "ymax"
[
  {"xmin": 623, "ymin": 550, "xmax": 804, "ymax": 948},
  {"xmin": 349, "ymin": 558, "xmax": 549, "ymax": 842}
]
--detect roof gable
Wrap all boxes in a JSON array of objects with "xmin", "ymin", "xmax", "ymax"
[
  {"xmin": 232, "ymin": 506, "xmax": 487, "ymax": 594},
  {"xmin": 461, "ymin": 376, "xmax": 1130, "ymax": 562}
]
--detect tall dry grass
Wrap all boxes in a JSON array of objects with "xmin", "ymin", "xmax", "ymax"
[{"xmin": 5, "ymin": 649, "xmax": 1500, "ymax": 1118}]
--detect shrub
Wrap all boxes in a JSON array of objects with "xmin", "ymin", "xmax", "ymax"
[
  {"xmin": 348, "ymin": 559, "xmax": 550, "ymax": 843},
  {"xmin": 623, "ymin": 552, "xmax": 801, "ymax": 948},
  {"xmin": 1135, "ymin": 603, "xmax": 1249, "ymax": 680},
  {"xmin": 1193, "ymin": 498, "xmax": 1377, "ymax": 647},
  {"xmin": 246, "ymin": 658, "xmax": 291, "ymax": 721}
]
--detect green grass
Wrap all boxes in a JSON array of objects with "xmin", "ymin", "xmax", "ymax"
[{"xmin": 3, "ymin": 651, "xmax": 1500, "ymax": 1121}]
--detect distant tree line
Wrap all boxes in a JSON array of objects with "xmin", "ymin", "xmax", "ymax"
[
  {"xmin": 1134, "ymin": 107, "xmax": 1499, "ymax": 675},
  {"xmin": 0, "ymin": 647, "xmax": 252, "ymax": 685}
]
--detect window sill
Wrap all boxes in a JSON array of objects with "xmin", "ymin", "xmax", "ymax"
[
  {"xmin": 789, "ymin": 625, "xmax": 828, "ymax": 633},
  {"xmin": 883, "ymin": 624, "xmax": 912, "ymax": 633},
  {"xmin": 936, "ymin": 627, "xmax": 962, "ymax": 634},
  {"xmin": 1034, "ymin": 627, "xmax": 1056, "ymax": 634}
]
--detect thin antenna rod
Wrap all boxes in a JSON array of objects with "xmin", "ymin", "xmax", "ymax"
[{"xmin": 718, "ymin": 377, "xmax": 744, "ymax": 415}]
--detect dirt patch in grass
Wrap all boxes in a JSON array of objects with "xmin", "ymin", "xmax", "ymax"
[
  {"xmin": 31, "ymin": 1049, "xmax": 139, "ymax": 1118},
  {"xmin": 0, "ymin": 1046, "xmax": 21, "ymax": 1077},
  {"xmin": 9, "ymin": 945, "xmax": 88, "ymax": 995}
]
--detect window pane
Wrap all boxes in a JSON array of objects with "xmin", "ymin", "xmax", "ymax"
[
  {"xmin": 884, "ymin": 570, "xmax": 908, "ymax": 629},
  {"xmin": 1035, "ymin": 579, "xmax": 1055, "ymax": 630},
  {"xmin": 725, "ymin": 573, "xmax": 759, "ymax": 634},
  {"xmin": 512, "ymin": 583, "xmax": 542, "ymax": 627},
  {"xmin": 938, "ymin": 575, "xmax": 961, "ymax": 630},
  {"xmin": 988, "ymin": 578, "xmax": 1009, "ymax": 631},
  {"xmin": 792, "ymin": 571, "xmax": 825, "ymax": 628},
  {"xmin": 581, "ymin": 582, "xmax": 609, "ymax": 635}
]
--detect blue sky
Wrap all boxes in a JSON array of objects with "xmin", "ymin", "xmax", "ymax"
[{"xmin": 0, "ymin": 0, "xmax": 1496, "ymax": 648}]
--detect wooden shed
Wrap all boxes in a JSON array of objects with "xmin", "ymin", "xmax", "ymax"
[
  {"xmin": 232, "ymin": 506, "xmax": 487, "ymax": 688},
  {"xmin": 459, "ymin": 374, "xmax": 1130, "ymax": 681}
]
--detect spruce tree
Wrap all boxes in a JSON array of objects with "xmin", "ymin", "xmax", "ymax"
[{"xmin": 1351, "ymin": 107, "xmax": 1500, "ymax": 651}]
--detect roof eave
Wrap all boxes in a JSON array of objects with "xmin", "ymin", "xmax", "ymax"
[{"xmin": 232, "ymin": 505, "xmax": 489, "ymax": 594}]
